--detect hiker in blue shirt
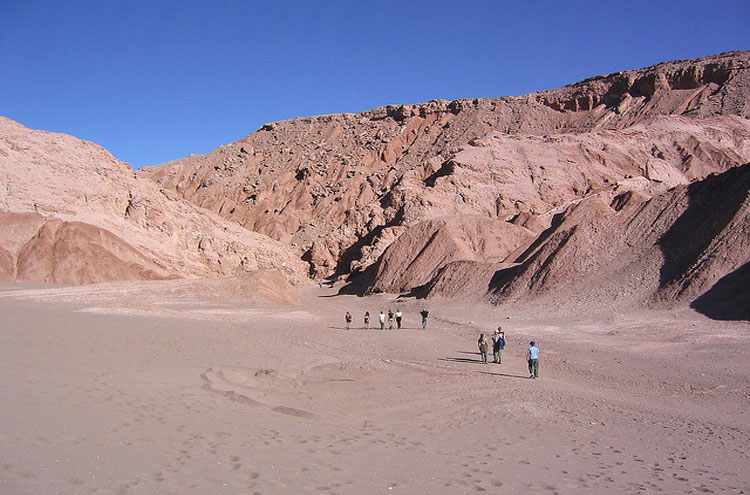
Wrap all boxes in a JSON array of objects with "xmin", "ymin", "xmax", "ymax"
[{"xmin": 527, "ymin": 341, "xmax": 540, "ymax": 379}]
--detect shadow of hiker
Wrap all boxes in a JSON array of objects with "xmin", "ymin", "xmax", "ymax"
[
  {"xmin": 478, "ymin": 371, "xmax": 533, "ymax": 379},
  {"xmin": 439, "ymin": 356, "xmax": 484, "ymax": 364}
]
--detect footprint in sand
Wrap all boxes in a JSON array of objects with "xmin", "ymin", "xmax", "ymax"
[{"xmin": 201, "ymin": 366, "xmax": 316, "ymax": 419}]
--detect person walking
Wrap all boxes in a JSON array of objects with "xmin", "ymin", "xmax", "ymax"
[
  {"xmin": 363, "ymin": 311, "xmax": 370, "ymax": 329},
  {"xmin": 387, "ymin": 310, "xmax": 394, "ymax": 330},
  {"xmin": 420, "ymin": 309, "xmax": 429, "ymax": 329},
  {"xmin": 478, "ymin": 334, "xmax": 489, "ymax": 363},
  {"xmin": 527, "ymin": 341, "xmax": 540, "ymax": 379},
  {"xmin": 345, "ymin": 311, "xmax": 352, "ymax": 330},
  {"xmin": 492, "ymin": 327, "xmax": 506, "ymax": 364},
  {"xmin": 395, "ymin": 309, "xmax": 403, "ymax": 329},
  {"xmin": 378, "ymin": 311, "xmax": 386, "ymax": 330}
]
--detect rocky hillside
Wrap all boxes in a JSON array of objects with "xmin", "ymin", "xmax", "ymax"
[
  {"xmin": 421, "ymin": 163, "xmax": 749, "ymax": 318},
  {"xmin": 143, "ymin": 52, "xmax": 749, "ymax": 271},
  {"xmin": 0, "ymin": 117, "xmax": 307, "ymax": 285},
  {"xmin": 3, "ymin": 51, "xmax": 748, "ymax": 318},
  {"xmin": 142, "ymin": 52, "xmax": 750, "ymax": 317}
]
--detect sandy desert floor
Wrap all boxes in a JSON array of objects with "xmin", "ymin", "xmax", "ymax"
[{"xmin": 0, "ymin": 280, "xmax": 748, "ymax": 494}]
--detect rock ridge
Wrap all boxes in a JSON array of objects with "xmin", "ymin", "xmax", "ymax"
[{"xmin": 4, "ymin": 51, "xmax": 749, "ymax": 318}]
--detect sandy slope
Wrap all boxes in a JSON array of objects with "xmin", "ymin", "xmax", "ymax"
[{"xmin": 0, "ymin": 281, "xmax": 748, "ymax": 494}]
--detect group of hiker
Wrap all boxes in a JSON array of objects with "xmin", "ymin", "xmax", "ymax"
[
  {"xmin": 345, "ymin": 309, "xmax": 430, "ymax": 330},
  {"xmin": 477, "ymin": 327, "xmax": 507, "ymax": 364},
  {"xmin": 478, "ymin": 327, "xmax": 540, "ymax": 379},
  {"xmin": 344, "ymin": 309, "xmax": 540, "ymax": 379}
]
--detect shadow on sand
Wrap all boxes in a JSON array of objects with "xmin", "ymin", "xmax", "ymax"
[
  {"xmin": 439, "ymin": 357, "xmax": 483, "ymax": 364},
  {"xmin": 477, "ymin": 370, "xmax": 532, "ymax": 379},
  {"xmin": 440, "ymin": 354, "xmax": 531, "ymax": 379}
]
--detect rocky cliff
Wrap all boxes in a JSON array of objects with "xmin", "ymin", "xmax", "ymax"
[
  {"xmin": 142, "ymin": 52, "xmax": 750, "ymax": 317},
  {"xmin": 143, "ymin": 52, "xmax": 749, "ymax": 270}
]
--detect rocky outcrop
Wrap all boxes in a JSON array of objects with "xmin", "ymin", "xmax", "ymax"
[
  {"xmin": 10, "ymin": 214, "xmax": 169, "ymax": 284},
  {"xmin": 143, "ymin": 52, "xmax": 750, "ymax": 291},
  {"xmin": 0, "ymin": 211, "xmax": 44, "ymax": 280},
  {"xmin": 415, "ymin": 163, "xmax": 748, "ymax": 320},
  {"xmin": 0, "ymin": 118, "xmax": 307, "ymax": 285},
  {"xmin": 479, "ymin": 164, "xmax": 750, "ymax": 318},
  {"xmin": 365, "ymin": 216, "xmax": 535, "ymax": 295},
  {"xmin": 537, "ymin": 51, "xmax": 750, "ymax": 120}
]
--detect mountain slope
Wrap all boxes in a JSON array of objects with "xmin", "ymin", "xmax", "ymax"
[
  {"xmin": 477, "ymin": 163, "xmax": 749, "ymax": 318},
  {"xmin": 0, "ymin": 117, "xmax": 307, "ymax": 285},
  {"xmin": 143, "ymin": 51, "xmax": 750, "ymax": 286},
  {"xmin": 4, "ymin": 52, "xmax": 748, "ymax": 318}
]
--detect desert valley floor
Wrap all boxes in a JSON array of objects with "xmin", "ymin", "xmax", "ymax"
[{"xmin": 1, "ymin": 281, "xmax": 748, "ymax": 494}]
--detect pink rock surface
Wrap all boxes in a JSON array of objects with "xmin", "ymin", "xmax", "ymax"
[{"xmin": 0, "ymin": 118, "xmax": 307, "ymax": 287}]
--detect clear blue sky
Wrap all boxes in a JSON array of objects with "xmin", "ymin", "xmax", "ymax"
[{"xmin": 2, "ymin": 1, "xmax": 749, "ymax": 169}]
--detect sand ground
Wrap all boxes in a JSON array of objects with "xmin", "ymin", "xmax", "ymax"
[{"xmin": 1, "ymin": 281, "xmax": 748, "ymax": 494}]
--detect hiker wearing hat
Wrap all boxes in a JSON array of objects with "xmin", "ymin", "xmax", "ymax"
[
  {"xmin": 492, "ymin": 327, "xmax": 506, "ymax": 364},
  {"xmin": 527, "ymin": 341, "xmax": 539, "ymax": 379}
]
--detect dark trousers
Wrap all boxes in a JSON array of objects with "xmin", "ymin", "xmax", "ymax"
[{"xmin": 528, "ymin": 359, "xmax": 539, "ymax": 378}]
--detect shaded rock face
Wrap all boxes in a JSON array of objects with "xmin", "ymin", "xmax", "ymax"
[
  {"xmin": 692, "ymin": 263, "xmax": 750, "ymax": 321},
  {"xmin": 12, "ymin": 215, "xmax": 169, "ymax": 284},
  {"xmin": 480, "ymin": 163, "xmax": 750, "ymax": 319},
  {"xmin": 654, "ymin": 164, "xmax": 750, "ymax": 307},
  {"xmin": 417, "ymin": 163, "xmax": 749, "ymax": 321},
  {"xmin": 0, "ymin": 118, "xmax": 307, "ymax": 285},
  {"xmin": 365, "ymin": 216, "xmax": 535, "ymax": 295},
  {"xmin": 143, "ymin": 52, "xmax": 750, "ymax": 291}
]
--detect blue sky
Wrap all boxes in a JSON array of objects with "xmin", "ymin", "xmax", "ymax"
[{"xmin": 1, "ymin": 1, "xmax": 748, "ymax": 169}]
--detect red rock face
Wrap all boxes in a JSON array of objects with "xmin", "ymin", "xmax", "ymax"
[
  {"xmin": 140, "ymin": 52, "xmax": 750, "ymax": 317},
  {"xmin": 366, "ymin": 216, "xmax": 536, "ymax": 295},
  {"xmin": 481, "ymin": 163, "xmax": 750, "ymax": 317}
]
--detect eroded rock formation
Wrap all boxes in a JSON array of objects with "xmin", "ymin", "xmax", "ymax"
[
  {"xmin": 0, "ymin": 117, "xmax": 307, "ymax": 285},
  {"xmin": 143, "ymin": 52, "xmax": 750, "ymax": 282},
  {"xmin": 482, "ymin": 163, "xmax": 750, "ymax": 316},
  {"xmin": 141, "ymin": 52, "xmax": 750, "ymax": 317},
  {"xmin": 3, "ymin": 51, "xmax": 749, "ymax": 318}
]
